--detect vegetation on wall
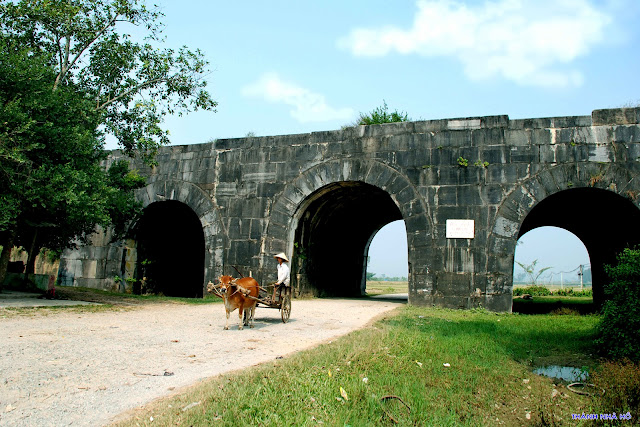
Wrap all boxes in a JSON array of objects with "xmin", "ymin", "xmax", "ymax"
[{"xmin": 347, "ymin": 100, "xmax": 410, "ymax": 127}]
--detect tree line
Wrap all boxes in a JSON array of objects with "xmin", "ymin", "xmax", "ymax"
[{"xmin": 366, "ymin": 272, "xmax": 408, "ymax": 282}]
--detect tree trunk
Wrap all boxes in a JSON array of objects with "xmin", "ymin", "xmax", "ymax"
[
  {"xmin": 0, "ymin": 231, "xmax": 16, "ymax": 292},
  {"xmin": 25, "ymin": 228, "xmax": 39, "ymax": 275}
]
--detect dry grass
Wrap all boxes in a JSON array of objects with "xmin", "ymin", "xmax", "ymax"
[{"xmin": 365, "ymin": 281, "xmax": 408, "ymax": 295}]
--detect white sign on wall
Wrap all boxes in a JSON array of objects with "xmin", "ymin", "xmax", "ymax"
[{"xmin": 446, "ymin": 219, "xmax": 475, "ymax": 239}]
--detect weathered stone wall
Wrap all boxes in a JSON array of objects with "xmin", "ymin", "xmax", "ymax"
[
  {"xmin": 58, "ymin": 107, "xmax": 640, "ymax": 311},
  {"xmin": 57, "ymin": 226, "xmax": 128, "ymax": 291}
]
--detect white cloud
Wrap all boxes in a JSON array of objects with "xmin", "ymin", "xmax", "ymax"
[
  {"xmin": 242, "ymin": 73, "xmax": 354, "ymax": 123},
  {"xmin": 337, "ymin": 0, "xmax": 613, "ymax": 87}
]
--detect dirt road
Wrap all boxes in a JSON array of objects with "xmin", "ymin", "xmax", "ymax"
[{"xmin": 0, "ymin": 298, "xmax": 402, "ymax": 426}]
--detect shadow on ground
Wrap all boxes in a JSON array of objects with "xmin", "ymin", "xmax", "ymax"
[{"xmin": 512, "ymin": 298, "xmax": 597, "ymax": 315}]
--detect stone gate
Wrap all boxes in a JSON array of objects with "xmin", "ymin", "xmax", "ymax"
[{"xmin": 58, "ymin": 108, "xmax": 640, "ymax": 311}]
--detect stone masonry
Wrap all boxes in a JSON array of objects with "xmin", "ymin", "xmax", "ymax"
[{"xmin": 58, "ymin": 108, "xmax": 640, "ymax": 311}]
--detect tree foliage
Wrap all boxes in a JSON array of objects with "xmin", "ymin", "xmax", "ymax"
[
  {"xmin": 367, "ymin": 273, "xmax": 408, "ymax": 282},
  {"xmin": 0, "ymin": 34, "xmax": 145, "ymax": 279},
  {"xmin": 0, "ymin": 0, "xmax": 216, "ymax": 288},
  {"xmin": 352, "ymin": 100, "xmax": 410, "ymax": 126},
  {"xmin": 596, "ymin": 247, "xmax": 640, "ymax": 361},
  {"xmin": 0, "ymin": 0, "xmax": 216, "ymax": 163}
]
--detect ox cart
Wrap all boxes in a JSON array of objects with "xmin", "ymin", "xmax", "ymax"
[
  {"xmin": 247, "ymin": 282, "xmax": 292, "ymax": 323},
  {"xmin": 209, "ymin": 277, "xmax": 292, "ymax": 325}
]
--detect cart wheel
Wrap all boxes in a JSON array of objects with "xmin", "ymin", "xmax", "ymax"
[{"xmin": 280, "ymin": 293, "xmax": 291, "ymax": 323}]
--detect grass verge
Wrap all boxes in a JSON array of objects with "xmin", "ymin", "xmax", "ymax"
[{"xmin": 112, "ymin": 306, "xmax": 602, "ymax": 426}]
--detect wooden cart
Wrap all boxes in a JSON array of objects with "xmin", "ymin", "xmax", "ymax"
[{"xmin": 245, "ymin": 282, "xmax": 292, "ymax": 323}]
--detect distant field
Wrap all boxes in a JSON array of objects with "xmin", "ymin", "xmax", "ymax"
[{"xmin": 365, "ymin": 281, "xmax": 408, "ymax": 295}]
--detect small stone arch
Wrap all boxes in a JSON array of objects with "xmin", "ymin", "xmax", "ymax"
[
  {"xmin": 134, "ymin": 180, "xmax": 224, "ymax": 291},
  {"xmin": 263, "ymin": 158, "xmax": 432, "ymax": 300},
  {"xmin": 489, "ymin": 163, "xmax": 640, "ymax": 308}
]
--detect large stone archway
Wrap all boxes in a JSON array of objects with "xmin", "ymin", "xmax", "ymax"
[
  {"xmin": 291, "ymin": 181, "xmax": 402, "ymax": 296},
  {"xmin": 263, "ymin": 159, "xmax": 431, "ymax": 301},
  {"xmin": 489, "ymin": 163, "xmax": 640, "ymax": 308},
  {"xmin": 134, "ymin": 180, "xmax": 224, "ymax": 292},
  {"xmin": 133, "ymin": 200, "xmax": 205, "ymax": 297}
]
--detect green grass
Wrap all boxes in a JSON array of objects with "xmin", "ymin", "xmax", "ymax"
[{"xmin": 113, "ymin": 306, "xmax": 601, "ymax": 426}]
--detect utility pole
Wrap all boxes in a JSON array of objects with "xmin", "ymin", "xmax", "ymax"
[{"xmin": 578, "ymin": 265, "xmax": 584, "ymax": 291}]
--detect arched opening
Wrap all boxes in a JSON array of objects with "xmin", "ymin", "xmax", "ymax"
[
  {"xmin": 514, "ymin": 226, "xmax": 591, "ymax": 288},
  {"xmin": 365, "ymin": 220, "xmax": 409, "ymax": 295},
  {"xmin": 133, "ymin": 200, "xmax": 205, "ymax": 297},
  {"xmin": 292, "ymin": 181, "xmax": 403, "ymax": 297},
  {"xmin": 517, "ymin": 188, "xmax": 640, "ymax": 307}
]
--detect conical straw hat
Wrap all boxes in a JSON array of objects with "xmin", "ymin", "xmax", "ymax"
[{"xmin": 274, "ymin": 252, "xmax": 289, "ymax": 262}]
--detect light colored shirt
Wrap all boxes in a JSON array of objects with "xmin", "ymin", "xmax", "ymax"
[{"xmin": 277, "ymin": 262, "xmax": 290, "ymax": 286}]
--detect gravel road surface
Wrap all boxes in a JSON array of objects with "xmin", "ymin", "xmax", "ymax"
[{"xmin": 0, "ymin": 298, "xmax": 402, "ymax": 426}]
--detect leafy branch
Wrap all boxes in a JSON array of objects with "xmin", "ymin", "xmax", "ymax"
[{"xmin": 515, "ymin": 259, "xmax": 552, "ymax": 286}]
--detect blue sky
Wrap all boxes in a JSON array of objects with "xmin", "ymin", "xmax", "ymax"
[{"xmin": 117, "ymin": 0, "xmax": 639, "ymax": 277}]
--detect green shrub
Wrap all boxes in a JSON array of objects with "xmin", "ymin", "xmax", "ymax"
[
  {"xmin": 595, "ymin": 247, "xmax": 640, "ymax": 361},
  {"xmin": 553, "ymin": 288, "xmax": 593, "ymax": 297},
  {"xmin": 513, "ymin": 285, "xmax": 552, "ymax": 296},
  {"xmin": 350, "ymin": 100, "xmax": 410, "ymax": 126}
]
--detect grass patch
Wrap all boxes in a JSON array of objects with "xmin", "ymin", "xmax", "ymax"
[
  {"xmin": 1, "ymin": 303, "xmax": 126, "ymax": 318},
  {"xmin": 591, "ymin": 360, "xmax": 640, "ymax": 416},
  {"xmin": 113, "ymin": 306, "xmax": 601, "ymax": 426},
  {"xmin": 365, "ymin": 281, "xmax": 407, "ymax": 296}
]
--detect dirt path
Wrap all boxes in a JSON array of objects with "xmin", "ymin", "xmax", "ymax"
[{"xmin": 0, "ymin": 298, "xmax": 402, "ymax": 426}]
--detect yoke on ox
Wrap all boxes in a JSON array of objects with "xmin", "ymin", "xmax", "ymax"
[{"xmin": 208, "ymin": 275, "xmax": 259, "ymax": 330}]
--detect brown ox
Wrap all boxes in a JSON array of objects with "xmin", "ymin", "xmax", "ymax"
[{"xmin": 209, "ymin": 275, "xmax": 259, "ymax": 330}]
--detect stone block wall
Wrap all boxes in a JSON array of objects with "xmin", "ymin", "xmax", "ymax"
[
  {"xmin": 57, "ymin": 107, "xmax": 640, "ymax": 311},
  {"xmin": 58, "ymin": 227, "xmax": 129, "ymax": 291}
]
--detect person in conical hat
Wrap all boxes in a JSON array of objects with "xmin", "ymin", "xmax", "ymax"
[{"xmin": 272, "ymin": 252, "xmax": 290, "ymax": 301}]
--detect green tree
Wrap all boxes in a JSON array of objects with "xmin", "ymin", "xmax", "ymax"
[
  {"xmin": 0, "ymin": 0, "xmax": 216, "ymax": 163},
  {"xmin": 351, "ymin": 100, "xmax": 410, "ymax": 126},
  {"xmin": 0, "ymin": 35, "xmax": 146, "ymax": 286},
  {"xmin": 515, "ymin": 259, "xmax": 551, "ymax": 286},
  {"xmin": 0, "ymin": 0, "xmax": 216, "ymax": 288},
  {"xmin": 596, "ymin": 247, "xmax": 640, "ymax": 361}
]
